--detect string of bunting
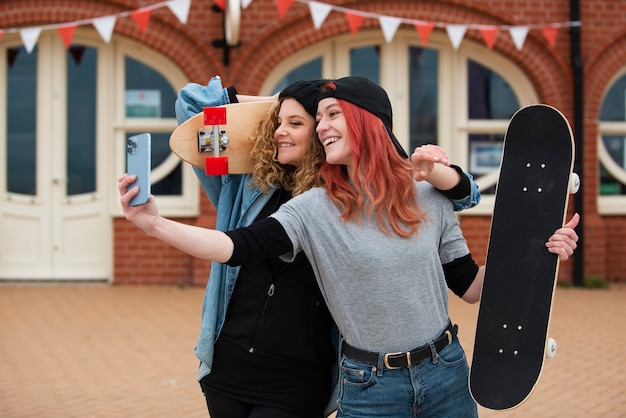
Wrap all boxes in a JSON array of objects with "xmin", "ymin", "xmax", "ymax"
[
  {"xmin": 264, "ymin": 0, "xmax": 580, "ymax": 50},
  {"xmin": 0, "ymin": 0, "xmax": 191, "ymax": 53},
  {"xmin": 1, "ymin": 0, "xmax": 580, "ymax": 53}
]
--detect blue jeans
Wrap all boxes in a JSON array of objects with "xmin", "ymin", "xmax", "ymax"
[{"xmin": 337, "ymin": 338, "xmax": 478, "ymax": 418}]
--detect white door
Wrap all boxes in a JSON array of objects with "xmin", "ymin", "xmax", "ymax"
[{"xmin": 0, "ymin": 36, "xmax": 111, "ymax": 281}]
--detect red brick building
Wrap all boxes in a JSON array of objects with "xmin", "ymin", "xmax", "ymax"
[{"xmin": 1, "ymin": 0, "xmax": 625, "ymax": 285}]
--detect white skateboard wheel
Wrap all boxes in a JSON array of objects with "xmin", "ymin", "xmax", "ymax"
[
  {"xmin": 569, "ymin": 173, "xmax": 580, "ymax": 194},
  {"xmin": 546, "ymin": 338, "xmax": 557, "ymax": 358}
]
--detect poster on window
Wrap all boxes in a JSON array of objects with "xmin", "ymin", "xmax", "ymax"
[
  {"xmin": 470, "ymin": 141, "xmax": 503, "ymax": 174},
  {"xmin": 125, "ymin": 90, "xmax": 161, "ymax": 118}
]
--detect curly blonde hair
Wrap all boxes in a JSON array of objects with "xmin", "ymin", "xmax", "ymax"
[{"xmin": 250, "ymin": 102, "xmax": 326, "ymax": 196}]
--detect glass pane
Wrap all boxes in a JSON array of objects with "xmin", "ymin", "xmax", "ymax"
[
  {"xmin": 468, "ymin": 133, "xmax": 504, "ymax": 194},
  {"xmin": 599, "ymin": 135, "xmax": 626, "ymax": 195},
  {"xmin": 125, "ymin": 57, "xmax": 176, "ymax": 118},
  {"xmin": 125, "ymin": 132, "xmax": 181, "ymax": 196},
  {"xmin": 409, "ymin": 46, "xmax": 438, "ymax": 149},
  {"xmin": 272, "ymin": 58, "xmax": 322, "ymax": 94},
  {"xmin": 600, "ymin": 74, "xmax": 626, "ymax": 121},
  {"xmin": 468, "ymin": 60, "xmax": 519, "ymax": 120},
  {"xmin": 7, "ymin": 46, "xmax": 37, "ymax": 195},
  {"xmin": 67, "ymin": 46, "xmax": 97, "ymax": 196},
  {"xmin": 350, "ymin": 46, "xmax": 379, "ymax": 83}
]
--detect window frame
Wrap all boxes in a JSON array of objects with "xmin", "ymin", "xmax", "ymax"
[
  {"xmin": 598, "ymin": 68, "xmax": 626, "ymax": 215},
  {"xmin": 110, "ymin": 35, "xmax": 198, "ymax": 217}
]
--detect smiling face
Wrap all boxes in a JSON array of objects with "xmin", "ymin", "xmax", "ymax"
[
  {"xmin": 316, "ymin": 97, "xmax": 354, "ymax": 169},
  {"xmin": 273, "ymin": 98, "xmax": 316, "ymax": 168}
]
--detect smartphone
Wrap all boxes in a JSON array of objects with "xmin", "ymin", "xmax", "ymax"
[{"xmin": 126, "ymin": 133, "xmax": 151, "ymax": 206}]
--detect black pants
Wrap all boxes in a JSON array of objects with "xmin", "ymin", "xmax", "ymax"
[{"xmin": 201, "ymin": 382, "xmax": 324, "ymax": 418}]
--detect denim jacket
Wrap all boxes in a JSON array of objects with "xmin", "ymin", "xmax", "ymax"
[
  {"xmin": 176, "ymin": 77, "xmax": 275, "ymax": 382},
  {"xmin": 174, "ymin": 76, "xmax": 481, "ymax": 384}
]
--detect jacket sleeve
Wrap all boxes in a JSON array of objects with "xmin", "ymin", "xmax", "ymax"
[
  {"xmin": 435, "ymin": 165, "xmax": 481, "ymax": 211},
  {"xmin": 174, "ymin": 75, "xmax": 237, "ymax": 124}
]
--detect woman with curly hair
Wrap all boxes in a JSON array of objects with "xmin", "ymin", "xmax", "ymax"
[{"xmin": 152, "ymin": 76, "xmax": 482, "ymax": 418}]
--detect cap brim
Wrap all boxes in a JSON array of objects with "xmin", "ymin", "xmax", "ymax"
[{"xmin": 385, "ymin": 126, "xmax": 408, "ymax": 159}]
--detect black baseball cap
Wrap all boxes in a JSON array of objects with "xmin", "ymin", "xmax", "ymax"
[
  {"xmin": 318, "ymin": 76, "xmax": 409, "ymax": 158},
  {"xmin": 279, "ymin": 80, "xmax": 325, "ymax": 118}
]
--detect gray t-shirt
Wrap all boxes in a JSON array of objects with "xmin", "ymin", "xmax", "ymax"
[{"xmin": 271, "ymin": 182, "xmax": 470, "ymax": 353}]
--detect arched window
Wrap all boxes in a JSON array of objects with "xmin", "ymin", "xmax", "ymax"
[
  {"xmin": 263, "ymin": 30, "xmax": 538, "ymax": 214},
  {"xmin": 1, "ymin": 30, "xmax": 192, "ymax": 280},
  {"xmin": 598, "ymin": 70, "xmax": 626, "ymax": 214}
]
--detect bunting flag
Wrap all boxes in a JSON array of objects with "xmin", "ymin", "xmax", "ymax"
[
  {"xmin": 167, "ymin": 0, "xmax": 191, "ymax": 24},
  {"xmin": 274, "ymin": 0, "xmax": 580, "ymax": 50},
  {"xmin": 130, "ymin": 9, "xmax": 152, "ymax": 32},
  {"xmin": 542, "ymin": 26, "xmax": 559, "ymax": 48},
  {"xmin": 346, "ymin": 13, "xmax": 365, "ymax": 35},
  {"xmin": 92, "ymin": 16, "xmax": 116, "ymax": 43},
  {"xmin": 379, "ymin": 16, "xmax": 402, "ymax": 43},
  {"xmin": 446, "ymin": 24, "xmax": 467, "ymax": 49},
  {"xmin": 308, "ymin": 1, "xmax": 332, "ymax": 29},
  {"xmin": 1, "ymin": 0, "xmax": 191, "ymax": 53},
  {"xmin": 480, "ymin": 26, "xmax": 498, "ymax": 50},
  {"xmin": 509, "ymin": 26, "xmax": 530, "ymax": 50},
  {"xmin": 277, "ymin": 0, "xmax": 295, "ymax": 19},
  {"xmin": 415, "ymin": 22, "xmax": 434, "ymax": 45},
  {"xmin": 57, "ymin": 25, "xmax": 77, "ymax": 49},
  {"xmin": 20, "ymin": 27, "xmax": 41, "ymax": 53}
]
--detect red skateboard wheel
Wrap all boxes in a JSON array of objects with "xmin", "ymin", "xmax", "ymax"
[
  {"xmin": 205, "ymin": 156, "xmax": 229, "ymax": 176},
  {"xmin": 203, "ymin": 107, "xmax": 227, "ymax": 125}
]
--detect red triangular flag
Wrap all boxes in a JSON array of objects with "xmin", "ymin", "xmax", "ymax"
[
  {"xmin": 414, "ymin": 22, "xmax": 435, "ymax": 45},
  {"xmin": 276, "ymin": 0, "xmax": 294, "ymax": 19},
  {"xmin": 131, "ymin": 9, "xmax": 152, "ymax": 33},
  {"xmin": 57, "ymin": 25, "xmax": 77, "ymax": 49},
  {"xmin": 0, "ymin": 29, "xmax": 4, "ymax": 42},
  {"xmin": 346, "ymin": 13, "xmax": 365, "ymax": 35},
  {"xmin": 480, "ymin": 26, "xmax": 498, "ymax": 49},
  {"xmin": 542, "ymin": 27, "xmax": 558, "ymax": 48},
  {"xmin": 213, "ymin": 0, "xmax": 225, "ymax": 10}
]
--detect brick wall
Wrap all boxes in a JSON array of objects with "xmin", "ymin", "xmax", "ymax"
[{"xmin": 3, "ymin": 0, "xmax": 626, "ymax": 283}]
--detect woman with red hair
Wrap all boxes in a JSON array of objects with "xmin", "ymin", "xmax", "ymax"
[{"xmin": 120, "ymin": 76, "xmax": 579, "ymax": 417}]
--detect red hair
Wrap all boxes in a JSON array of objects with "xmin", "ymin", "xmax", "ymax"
[{"xmin": 318, "ymin": 99, "xmax": 426, "ymax": 237}]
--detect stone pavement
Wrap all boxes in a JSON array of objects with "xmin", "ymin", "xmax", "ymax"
[{"xmin": 1, "ymin": 282, "xmax": 625, "ymax": 417}]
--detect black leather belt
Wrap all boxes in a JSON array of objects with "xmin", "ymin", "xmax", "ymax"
[{"xmin": 341, "ymin": 324, "xmax": 458, "ymax": 370}]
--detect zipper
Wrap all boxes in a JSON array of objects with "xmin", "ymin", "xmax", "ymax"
[{"xmin": 248, "ymin": 283, "xmax": 275, "ymax": 353}]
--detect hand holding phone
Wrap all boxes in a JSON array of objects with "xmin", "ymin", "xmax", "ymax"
[{"xmin": 126, "ymin": 133, "xmax": 151, "ymax": 206}]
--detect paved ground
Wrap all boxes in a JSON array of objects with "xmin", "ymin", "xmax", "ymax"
[{"xmin": 1, "ymin": 282, "xmax": 625, "ymax": 417}]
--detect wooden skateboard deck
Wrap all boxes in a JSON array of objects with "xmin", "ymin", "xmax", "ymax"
[
  {"xmin": 469, "ymin": 104, "xmax": 576, "ymax": 410},
  {"xmin": 169, "ymin": 101, "xmax": 274, "ymax": 174}
]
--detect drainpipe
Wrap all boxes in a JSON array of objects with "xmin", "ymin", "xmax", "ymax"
[{"xmin": 570, "ymin": 0, "xmax": 584, "ymax": 286}]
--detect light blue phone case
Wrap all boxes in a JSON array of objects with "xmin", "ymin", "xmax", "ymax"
[{"xmin": 126, "ymin": 133, "xmax": 151, "ymax": 206}]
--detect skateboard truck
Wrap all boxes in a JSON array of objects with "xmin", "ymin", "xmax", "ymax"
[{"xmin": 198, "ymin": 107, "xmax": 230, "ymax": 175}]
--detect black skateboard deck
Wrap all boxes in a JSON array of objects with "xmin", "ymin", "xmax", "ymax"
[{"xmin": 469, "ymin": 104, "xmax": 576, "ymax": 410}]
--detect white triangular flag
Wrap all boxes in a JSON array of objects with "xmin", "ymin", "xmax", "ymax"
[
  {"xmin": 509, "ymin": 26, "xmax": 529, "ymax": 50},
  {"xmin": 446, "ymin": 24, "xmax": 467, "ymax": 49},
  {"xmin": 20, "ymin": 27, "xmax": 41, "ymax": 53},
  {"xmin": 167, "ymin": 0, "xmax": 191, "ymax": 24},
  {"xmin": 308, "ymin": 1, "xmax": 332, "ymax": 29},
  {"xmin": 379, "ymin": 16, "xmax": 401, "ymax": 43},
  {"xmin": 242, "ymin": 0, "xmax": 253, "ymax": 8},
  {"xmin": 93, "ymin": 15, "xmax": 117, "ymax": 43}
]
